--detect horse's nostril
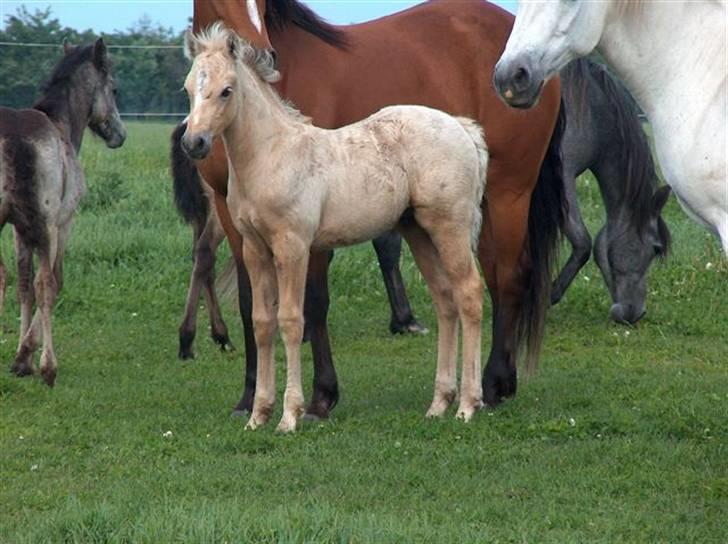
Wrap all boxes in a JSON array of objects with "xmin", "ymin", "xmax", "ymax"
[{"xmin": 513, "ymin": 66, "xmax": 530, "ymax": 90}]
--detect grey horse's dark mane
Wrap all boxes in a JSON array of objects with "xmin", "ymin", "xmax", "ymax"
[
  {"xmin": 562, "ymin": 58, "xmax": 664, "ymax": 244},
  {"xmin": 265, "ymin": 0, "xmax": 349, "ymax": 49},
  {"xmin": 34, "ymin": 44, "xmax": 107, "ymax": 121}
]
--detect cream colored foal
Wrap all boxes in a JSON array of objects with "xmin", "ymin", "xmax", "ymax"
[{"xmin": 182, "ymin": 24, "xmax": 488, "ymax": 432}]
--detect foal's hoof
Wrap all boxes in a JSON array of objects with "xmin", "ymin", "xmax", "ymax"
[
  {"xmin": 10, "ymin": 360, "xmax": 34, "ymax": 378},
  {"xmin": 390, "ymin": 318, "xmax": 428, "ymax": 336},
  {"xmin": 305, "ymin": 398, "xmax": 335, "ymax": 421},
  {"xmin": 483, "ymin": 371, "xmax": 517, "ymax": 409},
  {"xmin": 178, "ymin": 331, "xmax": 195, "ymax": 360},
  {"xmin": 456, "ymin": 400, "xmax": 484, "ymax": 422},
  {"xmin": 211, "ymin": 332, "xmax": 235, "ymax": 353},
  {"xmin": 276, "ymin": 415, "xmax": 299, "ymax": 433},
  {"xmin": 230, "ymin": 409, "xmax": 250, "ymax": 419},
  {"xmin": 40, "ymin": 367, "xmax": 57, "ymax": 388}
]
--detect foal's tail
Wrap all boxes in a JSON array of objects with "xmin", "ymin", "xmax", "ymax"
[
  {"xmin": 170, "ymin": 121, "xmax": 209, "ymax": 226},
  {"xmin": 521, "ymin": 100, "xmax": 568, "ymax": 374},
  {"xmin": 456, "ymin": 117, "xmax": 489, "ymax": 253}
]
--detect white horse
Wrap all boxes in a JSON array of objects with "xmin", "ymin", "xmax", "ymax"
[
  {"xmin": 493, "ymin": 0, "xmax": 728, "ymax": 252},
  {"xmin": 181, "ymin": 24, "xmax": 488, "ymax": 432}
]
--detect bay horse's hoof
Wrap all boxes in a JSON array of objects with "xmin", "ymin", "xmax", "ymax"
[
  {"xmin": 390, "ymin": 318, "xmax": 428, "ymax": 336},
  {"xmin": 482, "ymin": 370, "xmax": 517, "ymax": 408},
  {"xmin": 230, "ymin": 409, "xmax": 250, "ymax": 419}
]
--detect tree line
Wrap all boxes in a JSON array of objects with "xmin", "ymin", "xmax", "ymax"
[{"xmin": 0, "ymin": 7, "xmax": 190, "ymax": 115}]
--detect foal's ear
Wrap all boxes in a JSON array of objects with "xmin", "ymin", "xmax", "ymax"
[
  {"xmin": 62, "ymin": 38, "xmax": 73, "ymax": 55},
  {"xmin": 226, "ymin": 31, "xmax": 239, "ymax": 59},
  {"xmin": 93, "ymin": 38, "xmax": 109, "ymax": 71},
  {"xmin": 651, "ymin": 185, "xmax": 672, "ymax": 214},
  {"xmin": 184, "ymin": 29, "xmax": 201, "ymax": 60}
]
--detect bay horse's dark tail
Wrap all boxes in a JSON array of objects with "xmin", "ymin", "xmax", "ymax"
[
  {"xmin": 170, "ymin": 121, "xmax": 209, "ymax": 226},
  {"xmin": 520, "ymin": 100, "xmax": 567, "ymax": 374}
]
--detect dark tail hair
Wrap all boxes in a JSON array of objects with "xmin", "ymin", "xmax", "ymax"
[
  {"xmin": 519, "ymin": 100, "xmax": 567, "ymax": 374},
  {"xmin": 170, "ymin": 122, "xmax": 209, "ymax": 226},
  {"xmin": 3, "ymin": 139, "xmax": 46, "ymax": 249}
]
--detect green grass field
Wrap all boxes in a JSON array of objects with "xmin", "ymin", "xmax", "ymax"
[{"xmin": 1, "ymin": 122, "xmax": 726, "ymax": 543}]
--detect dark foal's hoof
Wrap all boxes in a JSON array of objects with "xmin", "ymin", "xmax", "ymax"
[
  {"xmin": 178, "ymin": 330, "xmax": 196, "ymax": 360},
  {"xmin": 10, "ymin": 360, "xmax": 34, "ymax": 378},
  {"xmin": 231, "ymin": 389, "xmax": 255, "ymax": 419},
  {"xmin": 305, "ymin": 386, "xmax": 339, "ymax": 420},
  {"xmin": 40, "ymin": 367, "xmax": 56, "ymax": 387},
  {"xmin": 483, "ymin": 369, "xmax": 517, "ymax": 408},
  {"xmin": 211, "ymin": 332, "xmax": 235, "ymax": 353},
  {"xmin": 389, "ymin": 318, "xmax": 429, "ymax": 336},
  {"xmin": 230, "ymin": 409, "xmax": 250, "ymax": 419}
]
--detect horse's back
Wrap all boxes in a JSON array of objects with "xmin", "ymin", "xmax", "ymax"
[{"xmin": 0, "ymin": 107, "xmax": 56, "ymax": 142}]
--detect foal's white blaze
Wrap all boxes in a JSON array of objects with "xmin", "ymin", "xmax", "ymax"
[
  {"xmin": 246, "ymin": 0, "xmax": 263, "ymax": 33},
  {"xmin": 499, "ymin": 0, "xmax": 728, "ymax": 252}
]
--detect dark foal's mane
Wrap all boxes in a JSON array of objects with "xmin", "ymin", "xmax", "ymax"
[
  {"xmin": 33, "ymin": 45, "xmax": 107, "ymax": 121},
  {"xmin": 265, "ymin": 0, "xmax": 349, "ymax": 48},
  {"xmin": 563, "ymin": 58, "xmax": 669, "ymax": 252}
]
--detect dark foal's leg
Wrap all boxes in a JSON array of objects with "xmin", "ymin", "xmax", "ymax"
[
  {"xmin": 10, "ymin": 235, "xmax": 35, "ymax": 378},
  {"xmin": 551, "ymin": 173, "xmax": 592, "ymax": 305},
  {"xmin": 372, "ymin": 231, "xmax": 427, "ymax": 335},
  {"xmin": 303, "ymin": 250, "xmax": 339, "ymax": 419}
]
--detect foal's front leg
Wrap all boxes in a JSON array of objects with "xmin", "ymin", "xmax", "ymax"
[
  {"xmin": 273, "ymin": 238, "xmax": 310, "ymax": 433},
  {"xmin": 243, "ymin": 238, "xmax": 278, "ymax": 430}
]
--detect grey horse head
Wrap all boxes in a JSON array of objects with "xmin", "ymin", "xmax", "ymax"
[{"xmin": 594, "ymin": 185, "xmax": 672, "ymax": 324}]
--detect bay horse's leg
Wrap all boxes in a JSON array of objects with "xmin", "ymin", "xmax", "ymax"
[
  {"xmin": 303, "ymin": 250, "xmax": 339, "ymax": 419},
  {"xmin": 178, "ymin": 206, "xmax": 230, "ymax": 359},
  {"xmin": 243, "ymin": 237, "xmax": 278, "ymax": 430},
  {"xmin": 372, "ymin": 231, "xmax": 427, "ymax": 335},
  {"xmin": 10, "ymin": 233, "xmax": 35, "ymax": 378},
  {"xmin": 398, "ymin": 225, "xmax": 458, "ymax": 417},
  {"xmin": 418, "ymin": 214, "xmax": 484, "ymax": 422},
  {"xmin": 271, "ymin": 238, "xmax": 309, "ymax": 433},
  {"xmin": 551, "ymin": 171, "xmax": 591, "ymax": 305},
  {"xmin": 479, "ymin": 191, "xmax": 531, "ymax": 407}
]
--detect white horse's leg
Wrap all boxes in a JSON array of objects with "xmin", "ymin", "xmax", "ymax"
[
  {"xmin": 272, "ymin": 237, "xmax": 309, "ymax": 433},
  {"xmin": 37, "ymin": 226, "xmax": 59, "ymax": 387},
  {"xmin": 399, "ymin": 225, "xmax": 459, "ymax": 418},
  {"xmin": 421, "ymin": 213, "xmax": 484, "ymax": 422},
  {"xmin": 243, "ymin": 237, "xmax": 278, "ymax": 430}
]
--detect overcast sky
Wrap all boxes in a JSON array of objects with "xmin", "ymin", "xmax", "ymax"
[{"xmin": 1, "ymin": 1, "xmax": 517, "ymax": 34}]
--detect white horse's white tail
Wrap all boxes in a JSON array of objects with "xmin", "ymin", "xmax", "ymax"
[{"xmin": 456, "ymin": 117, "xmax": 488, "ymax": 253}]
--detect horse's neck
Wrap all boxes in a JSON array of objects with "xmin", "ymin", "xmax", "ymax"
[
  {"xmin": 225, "ymin": 76, "xmax": 305, "ymax": 173},
  {"xmin": 36, "ymin": 85, "xmax": 91, "ymax": 153},
  {"xmin": 599, "ymin": 2, "xmax": 725, "ymax": 122}
]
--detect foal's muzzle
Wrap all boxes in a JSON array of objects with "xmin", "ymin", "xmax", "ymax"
[
  {"xmin": 493, "ymin": 55, "xmax": 545, "ymax": 110},
  {"xmin": 181, "ymin": 131, "xmax": 212, "ymax": 160}
]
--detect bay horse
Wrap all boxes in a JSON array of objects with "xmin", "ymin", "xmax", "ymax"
[
  {"xmin": 0, "ymin": 39, "xmax": 126, "ymax": 386},
  {"xmin": 494, "ymin": 0, "xmax": 727, "ymax": 253},
  {"xmin": 188, "ymin": 0, "xmax": 565, "ymax": 417},
  {"xmin": 554, "ymin": 58, "xmax": 672, "ymax": 323},
  {"xmin": 183, "ymin": 25, "xmax": 488, "ymax": 430}
]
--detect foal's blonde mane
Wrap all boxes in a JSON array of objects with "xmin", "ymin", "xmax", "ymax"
[{"xmin": 187, "ymin": 23, "xmax": 311, "ymax": 124}]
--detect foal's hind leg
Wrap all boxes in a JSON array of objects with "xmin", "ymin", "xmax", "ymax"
[
  {"xmin": 399, "ymin": 224, "xmax": 459, "ymax": 417},
  {"xmin": 419, "ymin": 212, "xmax": 484, "ymax": 422},
  {"xmin": 178, "ymin": 208, "xmax": 230, "ymax": 359},
  {"xmin": 10, "ymin": 233, "xmax": 36, "ymax": 377},
  {"xmin": 35, "ymin": 229, "xmax": 60, "ymax": 386}
]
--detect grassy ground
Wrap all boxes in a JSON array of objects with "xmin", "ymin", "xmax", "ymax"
[{"xmin": 0, "ymin": 122, "xmax": 726, "ymax": 543}]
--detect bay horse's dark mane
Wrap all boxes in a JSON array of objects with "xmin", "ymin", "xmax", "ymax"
[
  {"xmin": 34, "ymin": 44, "xmax": 106, "ymax": 121},
  {"xmin": 563, "ymin": 57, "xmax": 660, "ymax": 240},
  {"xmin": 265, "ymin": 0, "xmax": 349, "ymax": 48}
]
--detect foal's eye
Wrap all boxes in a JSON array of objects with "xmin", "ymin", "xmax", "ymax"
[{"xmin": 221, "ymin": 87, "xmax": 233, "ymax": 98}]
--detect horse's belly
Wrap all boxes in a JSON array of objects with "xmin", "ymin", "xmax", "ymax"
[{"xmin": 313, "ymin": 184, "xmax": 409, "ymax": 249}]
